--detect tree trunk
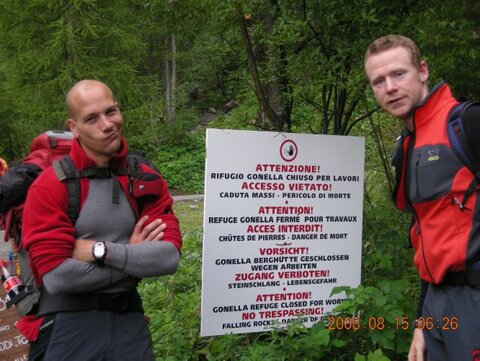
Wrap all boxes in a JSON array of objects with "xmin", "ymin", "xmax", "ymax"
[
  {"xmin": 263, "ymin": 0, "xmax": 292, "ymax": 131},
  {"xmin": 165, "ymin": 32, "xmax": 176, "ymax": 124},
  {"xmin": 368, "ymin": 113, "xmax": 394, "ymax": 194},
  {"xmin": 238, "ymin": 11, "xmax": 281, "ymax": 129}
]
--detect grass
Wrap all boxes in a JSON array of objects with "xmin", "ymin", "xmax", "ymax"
[{"xmin": 140, "ymin": 200, "xmax": 205, "ymax": 361}]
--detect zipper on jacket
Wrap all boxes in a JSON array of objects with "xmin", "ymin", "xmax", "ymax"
[
  {"xmin": 414, "ymin": 152, "xmax": 421, "ymax": 199},
  {"xmin": 403, "ymin": 128, "xmax": 435, "ymax": 283},
  {"xmin": 404, "ymin": 132, "xmax": 416, "ymax": 206},
  {"xmin": 452, "ymin": 195, "xmax": 467, "ymax": 211},
  {"xmin": 413, "ymin": 214, "xmax": 435, "ymax": 283}
]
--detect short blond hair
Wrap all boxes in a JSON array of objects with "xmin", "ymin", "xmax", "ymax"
[{"xmin": 365, "ymin": 35, "xmax": 423, "ymax": 70}]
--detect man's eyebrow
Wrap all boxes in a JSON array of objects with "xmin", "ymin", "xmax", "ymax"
[
  {"xmin": 82, "ymin": 105, "xmax": 117, "ymax": 119},
  {"xmin": 81, "ymin": 112, "xmax": 97, "ymax": 121}
]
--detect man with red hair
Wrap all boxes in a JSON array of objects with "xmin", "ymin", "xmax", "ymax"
[{"xmin": 365, "ymin": 35, "xmax": 480, "ymax": 360}]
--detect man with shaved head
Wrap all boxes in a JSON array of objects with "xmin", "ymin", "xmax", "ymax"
[
  {"xmin": 21, "ymin": 80, "xmax": 182, "ymax": 360},
  {"xmin": 66, "ymin": 80, "xmax": 124, "ymax": 166}
]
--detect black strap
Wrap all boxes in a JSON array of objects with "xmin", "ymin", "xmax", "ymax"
[
  {"xmin": 112, "ymin": 178, "xmax": 120, "ymax": 204},
  {"xmin": 53, "ymin": 155, "xmax": 138, "ymax": 224},
  {"xmin": 53, "ymin": 156, "xmax": 81, "ymax": 225},
  {"xmin": 53, "ymin": 153, "xmax": 155, "ymax": 224},
  {"xmin": 442, "ymin": 270, "xmax": 480, "ymax": 286},
  {"xmin": 448, "ymin": 101, "xmax": 480, "ymax": 208},
  {"xmin": 460, "ymin": 177, "xmax": 479, "ymax": 210},
  {"xmin": 77, "ymin": 167, "xmax": 111, "ymax": 178},
  {"xmin": 391, "ymin": 128, "xmax": 410, "ymax": 205},
  {"xmin": 37, "ymin": 287, "xmax": 144, "ymax": 316}
]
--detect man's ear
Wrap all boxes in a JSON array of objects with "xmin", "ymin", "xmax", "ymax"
[
  {"xmin": 67, "ymin": 118, "xmax": 79, "ymax": 138},
  {"xmin": 419, "ymin": 60, "xmax": 429, "ymax": 83}
]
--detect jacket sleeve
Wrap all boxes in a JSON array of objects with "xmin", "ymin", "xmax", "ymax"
[
  {"xmin": 22, "ymin": 170, "xmax": 75, "ymax": 284},
  {"xmin": 105, "ymin": 165, "xmax": 182, "ymax": 277},
  {"xmin": 106, "ymin": 241, "xmax": 179, "ymax": 278},
  {"xmin": 42, "ymin": 258, "xmax": 133, "ymax": 294},
  {"xmin": 133, "ymin": 164, "xmax": 182, "ymax": 251}
]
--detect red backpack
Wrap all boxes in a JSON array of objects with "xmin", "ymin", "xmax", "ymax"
[
  {"xmin": 1, "ymin": 130, "xmax": 154, "ymax": 316},
  {"xmin": 0, "ymin": 131, "xmax": 73, "ymax": 315}
]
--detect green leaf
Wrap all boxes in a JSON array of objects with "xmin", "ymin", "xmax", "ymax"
[
  {"xmin": 330, "ymin": 285, "xmax": 351, "ymax": 296},
  {"xmin": 367, "ymin": 349, "xmax": 391, "ymax": 361}
]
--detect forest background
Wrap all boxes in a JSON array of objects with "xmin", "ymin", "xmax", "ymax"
[{"xmin": 1, "ymin": 1, "xmax": 479, "ymax": 360}]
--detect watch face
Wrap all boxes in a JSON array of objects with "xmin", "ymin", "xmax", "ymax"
[{"xmin": 93, "ymin": 242, "xmax": 106, "ymax": 258}]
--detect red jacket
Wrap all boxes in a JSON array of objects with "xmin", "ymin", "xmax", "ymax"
[
  {"xmin": 393, "ymin": 83, "xmax": 480, "ymax": 284},
  {"xmin": 22, "ymin": 137, "xmax": 182, "ymax": 285},
  {"xmin": 18, "ymin": 137, "xmax": 182, "ymax": 341}
]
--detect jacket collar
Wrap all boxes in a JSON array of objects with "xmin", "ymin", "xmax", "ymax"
[
  {"xmin": 69, "ymin": 137, "xmax": 129, "ymax": 171},
  {"xmin": 413, "ymin": 81, "xmax": 458, "ymax": 128}
]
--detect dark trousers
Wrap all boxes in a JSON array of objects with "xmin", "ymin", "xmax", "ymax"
[
  {"xmin": 423, "ymin": 283, "xmax": 480, "ymax": 360},
  {"xmin": 28, "ymin": 315, "xmax": 55, "ymax": 361},
  {"xmin": 29, "ymin": 310, "xmax": 154, "ymax": 361}
]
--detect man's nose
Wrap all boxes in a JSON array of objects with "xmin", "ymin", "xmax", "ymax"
[
  {"xmin": 99, "ymin": 114, "xmax": 114, "ymax": 131},
  {"xmin": 385, "ymin": 77, "xmax": 397, "ymax": 93}
]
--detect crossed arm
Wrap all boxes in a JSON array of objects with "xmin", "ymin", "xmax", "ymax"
[{"xmin": 42, "ymin": 216, "xmax": 180, "ymax": 294}]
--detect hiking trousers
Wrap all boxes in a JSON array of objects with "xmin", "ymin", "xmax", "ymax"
[
  {"xmin": 30, "ymin": 310, "xmax": 154, "ymax": 361},
  {"xmin": 422, "ymin": 283, "xmax": 480, "ymax": 360}
]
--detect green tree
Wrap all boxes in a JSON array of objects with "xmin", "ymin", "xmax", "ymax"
[
  {"xmin": 236, "ymin": 0, "xmax": 293, "ymax": 132},
  {"xmin": 0, "ymin": 0, "xmax": 147, "ymax": 157},
  {"xmin": 411, "ymin": 0, "xmax": 480, "ymax": 99}
]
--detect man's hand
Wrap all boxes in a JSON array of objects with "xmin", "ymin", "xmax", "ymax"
[
  {"xmin": 129, "ymin": 215, "xmax": 166, "ymax": 245},
  {"xmin": 408, "ymin": 328, "xmax": 426, "ymax": 361},
  {"xmin": 72, "ymin": 239, "xmax": 96, "ymax": 263}
]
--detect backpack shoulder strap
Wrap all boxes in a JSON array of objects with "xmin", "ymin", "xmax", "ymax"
[
  {"xmin": 448, "ymin": 101, "xmax": 480, "ymax": 171},
  {"xmin": 448, "ymin": 101, "xmax": 480, "ymax": 209},
  {"xmin": 52, "ymin": 153, "xmax": 156, "ymax": 224},
  {"xmin": 127, "ymin": 151, "xmax": 161, "ymax": 175},
  {"xmin": 52, "ymin": 155, "xmax": 81, "ymax": 225}
]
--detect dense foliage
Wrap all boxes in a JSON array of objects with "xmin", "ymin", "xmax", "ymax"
[
  {"xmin": 0, "ymin": 0, "xmax": 478, "ymax": 359},
  {"xmin": 142, "ymin": 193, "xmax": 415, "ymax": 360},
  {"xmin": 1, "ymin": 0, "xmax": 479, "ymax": 163}
]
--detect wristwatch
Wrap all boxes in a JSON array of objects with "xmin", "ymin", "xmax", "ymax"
[{"xmin": 92, "ymin": 241, "xmax": 107, "ymax": 267}]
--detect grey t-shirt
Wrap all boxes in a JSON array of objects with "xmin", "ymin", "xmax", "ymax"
[{"xmin": 42, "ymin": 177, "xmax": 179, "ymax": 294}]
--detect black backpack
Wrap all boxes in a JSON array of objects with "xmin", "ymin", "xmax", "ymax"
[{"xmin": 447, "ymin": 101, "xmax": 480, "ymax": 209}]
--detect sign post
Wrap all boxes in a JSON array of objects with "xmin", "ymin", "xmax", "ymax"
[
  {"xmin": 201, "ymin": 129, "xmax": 365, "ymax": 336},
  {"xmin": 0, "ymin": 287, "xmax": 29, "ymax": 360}
]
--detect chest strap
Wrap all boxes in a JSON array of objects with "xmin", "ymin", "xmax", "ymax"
[{"xmin": 52, "ymin": 157, "xmax": 131, "ymax": 224}]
